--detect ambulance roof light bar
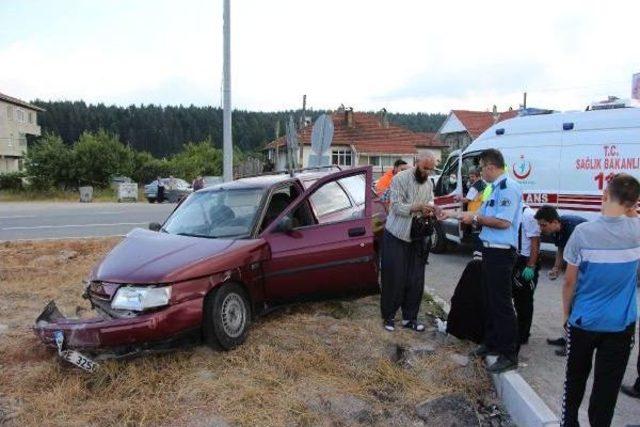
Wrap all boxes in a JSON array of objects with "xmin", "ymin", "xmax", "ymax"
[{"xmin": 588, "ymin": 97, "xmax": 640, "ymax": 111}]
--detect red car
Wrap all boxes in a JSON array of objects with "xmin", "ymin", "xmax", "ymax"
[{"xmin": 34, "ymin": 166, "xmax": 386, "ymax": 358}]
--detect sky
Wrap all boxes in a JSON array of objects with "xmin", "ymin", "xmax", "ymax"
[{"xmin": 1, "ymin": 0, "xmax": 639, "ymax": 114}]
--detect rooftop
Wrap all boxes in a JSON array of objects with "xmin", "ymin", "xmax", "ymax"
[
  {"xmin": 265, "ymin": 111, "xmax": 446, "ymax": 155},
  {"xmin": 0, "ymin": 92, "xmax": 45, "ymax": 112},
  {"xmin": 444, "ymin": 109, "xmax": 518, "ymax": 139}
]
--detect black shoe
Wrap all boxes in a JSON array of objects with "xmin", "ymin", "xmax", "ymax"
[
  {"xmin": 383, "ymin": 319, "xmax": 395, "ymax": 332},
  {"xmin": 555, "ymin": 347, "xmax": 567, "ymax": 357},
  {"xmin": 402, "ymin": 320, "xmax": 425, "ymax": 332},
  {"xmin": 621, "ymin": 385, "xmax": 640, "ymax": 399},
  {"xmin": 487, "ymin": 355, "xmax": 518, "ymax": 374},
  {"xmin": 547, "ymin": 337, "xmax": 566, "ymax": 347},
  {"xmin": 470, "ymin": 345, "xmax": 499, "ymax": 358}
]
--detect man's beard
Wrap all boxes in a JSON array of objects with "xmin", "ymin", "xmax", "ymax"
[{"xmin": 414, "ymin": 167, "xmax": 427, "ymax": 184}]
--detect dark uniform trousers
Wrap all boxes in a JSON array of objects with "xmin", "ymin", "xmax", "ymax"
[
  {"xmin": 380, "ymin": 230, "xmax": 427, "ymax": 321},
  {"xmin": 482, "ymin": 246, "xmax": 518, "ymax": 360},
  {"xmin": 562, "ymin": 323, "xmax": 635, "ymax": 427},
  {"xmin": 512, "ymin": 255, "xmax": 541, "ymax": 344}
]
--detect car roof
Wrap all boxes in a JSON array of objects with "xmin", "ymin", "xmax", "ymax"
[{"xmin": 198, "ymin": 167, "xmax": 344, "ymax": 192}]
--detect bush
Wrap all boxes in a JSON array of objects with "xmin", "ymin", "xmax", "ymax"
[
  {"xmin": 0, "ymin": 171, "xmax": 26, "ymax": 190},
  {"xmin": 73, "ymin": 130, "xmax": 134, "ymax": 188},
  {"xmin": 25, "ymin": 134, "xmax": 76, "ymax": 190}
]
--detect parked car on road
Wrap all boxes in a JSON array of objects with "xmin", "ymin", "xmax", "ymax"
[
  {"xmin": 34, "ymin": 166, "xmax": 386, "ymax": 362},
  {"xmin": 144, "ymin": 177, "xmax": 192, "ymax": 203}
]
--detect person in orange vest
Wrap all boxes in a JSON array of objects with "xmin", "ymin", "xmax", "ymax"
[{"xmin": 376, "ymin": 159, "xmax": 408, "ymax": 196}]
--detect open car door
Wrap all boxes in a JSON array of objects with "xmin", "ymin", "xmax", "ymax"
[{"xmin": 260, "ymin": 166, "xmax": 378, "ymax": 304}]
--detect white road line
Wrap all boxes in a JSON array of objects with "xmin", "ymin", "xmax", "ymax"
[
  {"xmin": 0, "ymin": 234, "xmax": 125, "ymax": 243},
  {"xmin": 0, "ymin": 215, "xmax": 38, "ymax": 219},
  {"xmin": 1, "ymin": 222, "xmax": 147, "ymax": 231}
]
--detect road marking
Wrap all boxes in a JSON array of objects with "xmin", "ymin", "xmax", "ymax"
[
  {"xmin": 0, "ymin": 215, "xmax": 38, "ymax": 219},
  {"xmin": 0, "ymin": 234, "xmax": 125, "ymax": 243},
  {"xmin": 1, "ymin": 222, "xmax": 147, "ymax": 231}
]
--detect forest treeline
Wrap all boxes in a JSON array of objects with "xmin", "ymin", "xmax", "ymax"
[{"xmin": 32, "ymin": 101, "xmax": 447, "ymax": 157}]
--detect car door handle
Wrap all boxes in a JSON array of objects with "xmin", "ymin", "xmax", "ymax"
[{"xmin": 348, "ymin": 226, "xmax": 366, "ymax": 237}]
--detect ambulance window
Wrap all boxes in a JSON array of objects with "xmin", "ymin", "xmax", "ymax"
[
  {"xmin": 461, "ymin": 156, "xmax": 480, "ymax": 195},
  {"xmin": 436, "ymin": 158, "xmax": 459, "ymax": 196}
]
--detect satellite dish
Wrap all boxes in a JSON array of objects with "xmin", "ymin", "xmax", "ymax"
[
  {"xmin": 285, "ymin": 115, "xmax": 299, "ymax": 172},
  {"xmin": 308, "ymin": 114, "xmax": 334, "ymax": 167}
]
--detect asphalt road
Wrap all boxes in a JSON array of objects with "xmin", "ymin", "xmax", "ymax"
[
  {"xmin": 0, "ymin": 202, "xmax": 176, "ymax": 241},
  {"xmin": 426, "ymin": 246, "xmax": 640, "ymax": 427}
]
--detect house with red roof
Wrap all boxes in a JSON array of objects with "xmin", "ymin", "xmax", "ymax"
[
  {"xmin": 436, "ymin": 109, "xmax": 518, "ymax": 151},
  {"xmin": 264, "ymin": 107, "xmax": 447, "ymax": 175}
]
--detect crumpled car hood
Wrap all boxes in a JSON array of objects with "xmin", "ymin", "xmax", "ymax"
[{"xmin": 92, "ymin": 228, "xmax": 266, "ymax": 284}]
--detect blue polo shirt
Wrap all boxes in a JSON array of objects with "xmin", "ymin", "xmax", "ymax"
[
  {"xmin": 479, "ymin": 174, "xmax": 522, "ymax": 248},
  {"xmin": 564, "ymin": 216, "xmax": 639, "ymax": 332}
]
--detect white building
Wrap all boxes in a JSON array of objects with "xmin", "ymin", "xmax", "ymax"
[{"xmin": 0, "ymin": 92, "xmax": 44, "ymax": 173}]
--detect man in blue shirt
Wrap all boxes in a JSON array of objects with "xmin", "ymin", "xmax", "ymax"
[
  {"xmin": 560, "ymin": 174, "xmax": 639, "ymax": 427},
  {"xmin": 534, "ymin": 206, "xmax": 587, "ymax": 280},
  {"xmin": 442, "ymin": 148, "xmax": 522, "ymax": 373},
  {"xmin": 534, "ymin": 206, "xmax": 588, "ymax": 355}
]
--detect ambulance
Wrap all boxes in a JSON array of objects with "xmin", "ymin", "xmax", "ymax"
[{"xmin": 431, "ymin": 98, "xmax": 640, "ymax": 253}]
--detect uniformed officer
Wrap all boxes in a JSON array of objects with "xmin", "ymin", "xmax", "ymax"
[{"xmin": 441, "ymin": 148, "xmax": 522, "ymax": 373}]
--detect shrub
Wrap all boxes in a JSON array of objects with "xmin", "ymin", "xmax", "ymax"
[{"xmin": 0, "ymin": 171, "xmax": 26, "ymax": 190}]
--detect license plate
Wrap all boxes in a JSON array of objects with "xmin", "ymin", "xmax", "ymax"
[
  {"xmin": 60, "ymin": 349, "xmax": 99, "ymax": 373},
  {"xmin": 53, "ymin": 330, "xmax": 99, "ymax": 373}
]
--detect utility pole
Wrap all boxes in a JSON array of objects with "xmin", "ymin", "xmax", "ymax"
[
  {"xmin": 299, "ymin": 94, "xmax": 306, "ymax": 167},
  {"xmin": 274, "ymin": 120, "xmax": 280, "ymax": 171},
  {"xmin": 222, "ymin": 0, "xmax": 233, "ymax": 181},
  {"xmin": 523, "ymin": 92, "xmax": 527, "ymax": 109}
]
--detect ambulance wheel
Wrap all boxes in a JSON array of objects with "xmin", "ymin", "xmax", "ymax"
[{"xmin": 430, "ymin": 222, "xmax": 447, "ymax": 254}]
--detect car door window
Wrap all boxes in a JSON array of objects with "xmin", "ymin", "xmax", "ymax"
[
  {"xmin": 310, "ymin": 181, "xmax": 352, "ymax": 218},
  {"xmin": 338, "ymin": 174, "xmax": 366, "ymax": 206},
  {"xmin": 260, "ymin": 184, "xmax": 301, "ymax": 232}
]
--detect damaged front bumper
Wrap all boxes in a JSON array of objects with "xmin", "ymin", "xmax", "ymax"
[{"xmin": 33, "ymin": 298, "xmax": 204, "ymax": 362}]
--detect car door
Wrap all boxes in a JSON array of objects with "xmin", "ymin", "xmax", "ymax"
[{"xmin": 260, "ymin": 166, "xmax": 378, "ymax": 304}]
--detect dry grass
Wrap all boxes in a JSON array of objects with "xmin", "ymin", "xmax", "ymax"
[{"xmin": 0, "ymin": 238, "xmax": 494, "ymax": 426}]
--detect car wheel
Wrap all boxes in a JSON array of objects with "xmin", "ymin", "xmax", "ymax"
[
  {"xmin": 430, "ymin": 221, "xmax": 447, "ymax": 254},
  {"xmin": 147, "ymin": 197, "xmax": 156, "ymax": 203},
  {"xmin": 203, "ymin": 283, "xmax": 251, "ymax": 350}
]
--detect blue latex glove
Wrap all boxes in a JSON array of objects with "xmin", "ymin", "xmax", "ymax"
[{"xmin": 521, "ymin": 266, "xmax": 535, "ymax": 282}]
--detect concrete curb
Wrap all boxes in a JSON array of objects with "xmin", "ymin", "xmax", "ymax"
[
  {"xmin": 427, "ymin": 287, "xmax": 560, "ymax": 427},
  {"xmin": 485, "ymin": 356, "xmax": 560, "ymax": 427}
]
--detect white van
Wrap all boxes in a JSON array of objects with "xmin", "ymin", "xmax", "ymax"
[{"xmin": 432, "ymin": 100, "xmax": 640, "ymax": 253}]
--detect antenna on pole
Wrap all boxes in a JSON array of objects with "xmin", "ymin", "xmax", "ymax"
[
  {"xmin": 299, "ymin": 94, "xmax": 306, "ymax": 166},
  {"xmin": 222, "ymin": 0, "xmax": 233, "ymax": 182}
]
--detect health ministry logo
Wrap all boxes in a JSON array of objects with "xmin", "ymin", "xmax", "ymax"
[{"xmin": 512, "ymin": 155, "xmax": 532, "ymax": 180}]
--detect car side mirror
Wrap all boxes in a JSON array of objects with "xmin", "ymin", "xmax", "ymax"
[
  {"xmin": 149, "ymin": 222, "xmax": 162, "ymax": 232},
  {"xmin": 276, "ymin": 216, "xmax": 294, "ymax": 233}
]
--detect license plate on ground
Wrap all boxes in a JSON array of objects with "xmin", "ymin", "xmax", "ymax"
[{"xmin": 61, "ymin": 349, "xmax": 98, "ymax": 373}]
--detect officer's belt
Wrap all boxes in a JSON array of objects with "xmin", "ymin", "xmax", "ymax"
[{"xmin": 482, "ymin": 241, "xmax": 512, "ymax": 250}]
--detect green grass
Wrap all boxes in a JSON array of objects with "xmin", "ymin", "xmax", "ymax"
[{"xmin": 0, "ymin": 188, "xmax": 145, "ymax": 203}]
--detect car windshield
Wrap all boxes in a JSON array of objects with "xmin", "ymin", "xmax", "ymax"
[{"xmin": 162, "ymin": 188, "xmax": 265, "ymax": 239}]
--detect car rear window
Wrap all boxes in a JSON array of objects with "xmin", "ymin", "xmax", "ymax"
[{"xmin": 310, "ymin": 181, "xmax": 352, "ymax": 217}]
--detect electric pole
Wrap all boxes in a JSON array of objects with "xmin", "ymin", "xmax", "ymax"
[{"xmin": 222, "ymin": 0, "xmax": 233, "ymax": 181}]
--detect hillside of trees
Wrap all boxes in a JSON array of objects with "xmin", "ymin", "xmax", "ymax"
[{"xmin": 32, "ymin": 101, "xmax": 447, "ymax": 158}]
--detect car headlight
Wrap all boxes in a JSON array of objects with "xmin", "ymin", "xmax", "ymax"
[{"xmin": 111, "ymin": 286, "xmax": 172, "ymax": 311}]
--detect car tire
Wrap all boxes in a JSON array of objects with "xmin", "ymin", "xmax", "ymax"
[
  {"xmin": 147, "ymin": 197, "xmax": 156, "ymax": 203},
  {"xmin": 203, "ymin": 283, "xmax": 251, "ymax": 350},
  {"xmin": 430, "ymin": 221, "xmax": 447, "ymax": 254}
]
